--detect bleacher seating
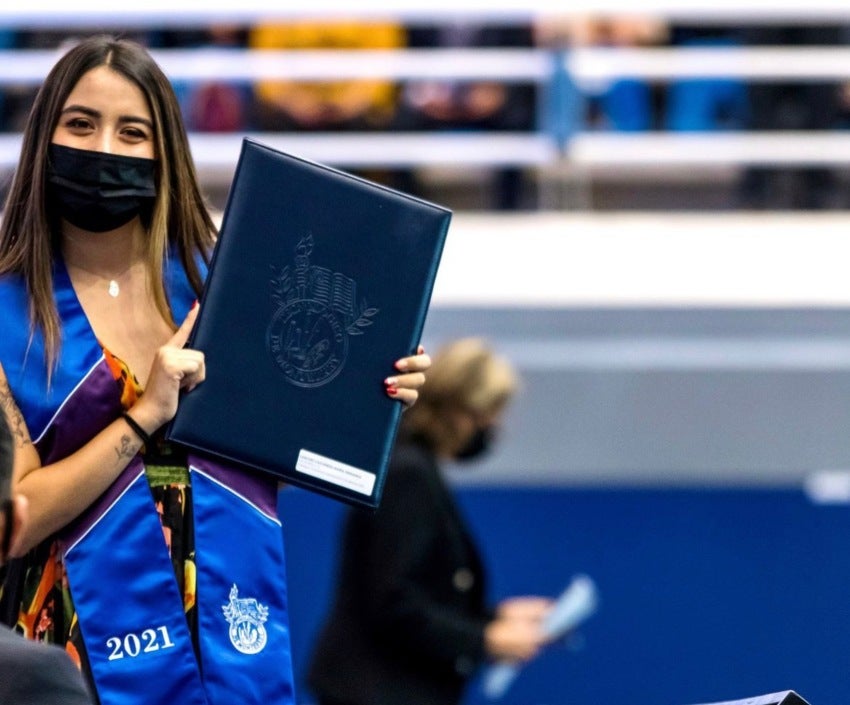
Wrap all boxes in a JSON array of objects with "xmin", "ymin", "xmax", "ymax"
[{"xmin": 1, "ymin": 4, "xmax": 850, "ymax": 211}]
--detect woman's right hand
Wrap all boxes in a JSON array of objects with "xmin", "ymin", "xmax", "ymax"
[
  {"xmin": 496, "ymin": 596, "xmax": 554, "ymax": 623},
  {"xmin": 483, "ymin": 595, "xmax": 555, "ymax": 663},
  {"xmin": 483, "ymin": 611, "xmax": 548, "ymax": 664},
  {"xmin": 129, "ymin": 305, "xmax": 205, "ymax": 434}
]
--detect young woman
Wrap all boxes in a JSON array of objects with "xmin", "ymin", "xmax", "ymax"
[{"xmin": 0, "ymin": 35, "xmax": 429, "ymax": 705}]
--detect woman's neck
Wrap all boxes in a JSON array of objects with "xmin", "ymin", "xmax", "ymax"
[{"xmin": 61, "ymin": 219, "xmax": 145, "ymax": 277}]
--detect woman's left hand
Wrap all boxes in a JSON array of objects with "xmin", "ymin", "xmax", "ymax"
[{"xmin": 385, "ymin": 345, "xmax": 430, "ymax": 408}]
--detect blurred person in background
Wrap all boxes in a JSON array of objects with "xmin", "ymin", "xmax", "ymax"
[
  {"xmin": 735, "ymin": 24, "xmax": 848, "ymax": 210},
  {"xmin": 307, "ymin": 337, "xmax": 554, "ymax": 705},
  {"xmin": 247, "ymin": 18, "xmax": 407, "ymax": 191},
  {"xmin": 0, "ymin": 413, "xmax": 94, "ymax": 704},
  {"xmin": 535, "ymin": 14, "xmax": 669, "ymax": 132},
  {"xmin": 0, "ymin": 31, "xmax": 24, "ymax": 132},
  {"xmin": 662, "ymin": 22, "xmax": 748, "ymax": 133},
  {"xmin": 155, "ymin": 25, "xmax": 253, "ymax": 133},
  {"xmin": 394, "ymin": 21, "xmax": 538, "ymax": 210},
  {"xmin": 248, "ymin": 19, "xmax": 405, "ymax": 132}
]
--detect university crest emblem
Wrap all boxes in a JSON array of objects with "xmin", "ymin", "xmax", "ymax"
[
  {"xmin": 267, "ymin": 234, "xmax": 379, "ymax": 387},
  {"xmin": 222, "ymin": 584, "xmax": 269, "ymax": 655}
]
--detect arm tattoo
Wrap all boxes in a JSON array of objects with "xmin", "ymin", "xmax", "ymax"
[
  {"xmin": 115, "ymin": 434, "xmax": 138, "ymax": 461},
  {"xmin": 0, "ymin": 381, "xmax": 32, "ymax": 450}
]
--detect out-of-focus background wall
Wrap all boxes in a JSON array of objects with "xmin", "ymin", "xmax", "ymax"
[{"xmin": 4, "ymin": 3, "xmax": 850, "ymax": 704}]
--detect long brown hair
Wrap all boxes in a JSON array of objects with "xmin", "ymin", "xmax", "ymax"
[{"xmin": 0, "ymin": 35, "xmax": 216, "ymax": 368}]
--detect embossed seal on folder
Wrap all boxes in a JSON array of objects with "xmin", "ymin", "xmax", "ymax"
[{"xmin": 267, "ymin": 233, "xmax": 379, "ymax": 388}]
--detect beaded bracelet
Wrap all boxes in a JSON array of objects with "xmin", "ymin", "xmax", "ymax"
[{"xmin": 121, "ymin": 411, "xmax": 153, "ymax": 448}]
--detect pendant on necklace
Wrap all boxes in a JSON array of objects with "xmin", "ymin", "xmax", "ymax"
[{"xmin": 108, "ymin": 280, "xmax": 120, "ymax": 298}]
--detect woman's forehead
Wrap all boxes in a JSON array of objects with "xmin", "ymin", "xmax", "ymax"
[{"xmin": 63, "ymin": 65, "xmax": 151, "ymax": 118}]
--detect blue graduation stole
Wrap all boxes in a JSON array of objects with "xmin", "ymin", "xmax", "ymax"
[{"xmin": 0, "ymin": 257, "xmax": 295, "ymax": 705}]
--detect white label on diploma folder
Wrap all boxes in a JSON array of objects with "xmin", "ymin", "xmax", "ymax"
[{"xmin": 296, "ymin": 449, "xmax": 376, "ymax": 496}]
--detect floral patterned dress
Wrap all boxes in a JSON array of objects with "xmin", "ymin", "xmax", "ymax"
[{"xmin": 7, "ymin": 345, "xmax": 197, "ymax": 693}]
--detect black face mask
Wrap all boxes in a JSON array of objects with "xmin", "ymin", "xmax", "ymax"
[
  {"xmin": 455, "ymin": 425, "xmax": 496, "ymax": 462},
  {"xmin": 47, "ymin": 143, "xmax": 157, "ymax": 233}
]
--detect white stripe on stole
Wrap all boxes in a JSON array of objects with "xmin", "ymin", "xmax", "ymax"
[
  {"xmin": 190, "ymin": 465, "xmax": 282, "ymax": 527},
  {"xmin": 31, "ymin": 355, "xmax": 106, "ymax": 444},
  {"xmin": 63, "ymin": 468, "xmax": 147, "ymax": 557}
]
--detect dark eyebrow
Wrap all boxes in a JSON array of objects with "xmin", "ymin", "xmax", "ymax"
[
  {"xmin": 60, "ymin": 105, "xmax": 154, "ymax": 130},
  {"xmin": 60, "ymin": 105, "xmax": 100, "ymax": 119}
]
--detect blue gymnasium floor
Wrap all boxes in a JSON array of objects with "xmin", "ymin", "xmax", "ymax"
[{"xmin": 279, "ymin": 484, "xmax": 850, "ymax": 705}]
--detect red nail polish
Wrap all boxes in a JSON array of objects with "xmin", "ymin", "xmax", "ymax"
[{"xmin": 386, "ymin": 387, "xmax": 397, "ymax": 396}]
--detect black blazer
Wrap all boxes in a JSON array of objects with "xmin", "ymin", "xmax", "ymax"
[
  {"xmin": 0, "ymin": 627, "xmax": 94, "ymax": 705},
  {"xmin": 307, "ymin": 436, "xmax": 494, "ymax": 705}
]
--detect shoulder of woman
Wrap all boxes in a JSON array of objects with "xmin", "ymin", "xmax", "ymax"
[
  {"xmin": 392, "ymin": 437, "xmax": 437, "ymax": 470},
  {"xmin": 0, "ymin": 270, "xmax": 26, "ymax": 299},
  {"xmin": 386, "ymin": 441, "xmax": 444, "ymax": 501}
]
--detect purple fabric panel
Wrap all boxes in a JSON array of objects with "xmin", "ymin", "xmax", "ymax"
[
  {"xmin": 36, "ymin": 359, "xmax": 122, "ymax": 466},
  {"xmin": 58, "ymin": 457, "xmax": 147, "ymax": 554},
  {"xmin": 188, "ymin": 454, "xmax": 279, "ymax": 520}
]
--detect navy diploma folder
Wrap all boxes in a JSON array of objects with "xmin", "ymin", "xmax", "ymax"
[{"xmin": 167, "ymin": 138, "xmax": 451, "ymax": 508}]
